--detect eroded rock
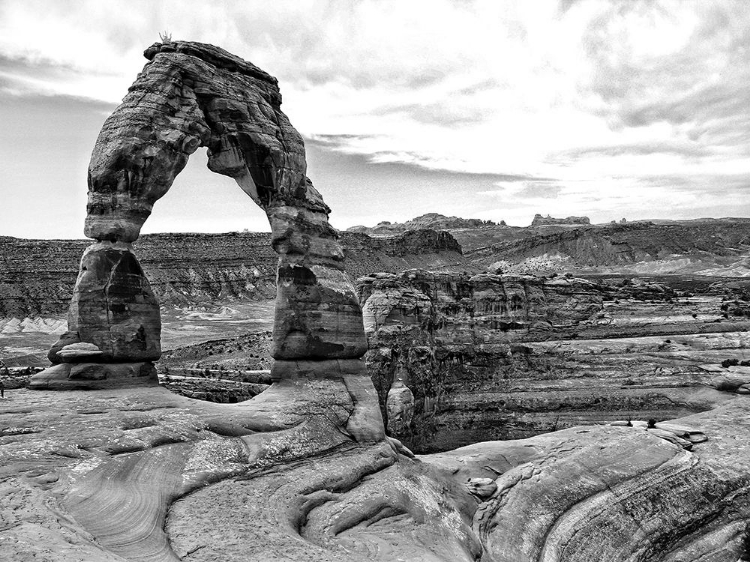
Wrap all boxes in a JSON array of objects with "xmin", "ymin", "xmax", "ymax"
[{"xmin": 34, "ymin": 40, "xmax": 369, "ymax": 389}]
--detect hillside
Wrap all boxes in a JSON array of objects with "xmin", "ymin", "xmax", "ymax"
[{"xmin": 465, "ymin": 219, "xmax": 750, "ymax": 276}]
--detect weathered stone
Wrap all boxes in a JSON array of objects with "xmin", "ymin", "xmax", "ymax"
[
  {"xmin": 386, "ymin": 381, "xmax": 414, "ymax": 435},
  {"xmin": 26, "ymin": 363, "xmax": 71, "ymax": 389},
  {"xmin": 646, "ymin": 427, "xmax": 693, "ymax": 449},
  {"xmin": 269, "ymin": 359, "xmax": 386, "ymax": 443},
  {"xmin": 48, "ymin": 242, "xmax": 161, "ymax": 364},
  {"xmin": 270, "ymin": 358, "xmax": 368, "ymax": 381},
  {"xmin": 531, "ymin": 213, "xmax": 590, "ymax": 226},
  {"xmin": 57, "ymin": 342, "xmax": 104, "ymax": 362}
]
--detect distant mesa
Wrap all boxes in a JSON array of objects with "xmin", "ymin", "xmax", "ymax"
[
  {"xmin": 531, "ymin": 213, "xmax": 591, "ymax": 226},
  {"xmin": 347, "ymin": 213, "xmax": 505, "ymax": 235}
]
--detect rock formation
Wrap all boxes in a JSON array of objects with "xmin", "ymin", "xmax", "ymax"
[
  {"xmin": 531, "ymin": 213, "xmax": 591, "ymax": 226},
  {"xmin": 30, "ymin": 41, "xmax": 375, "ymax": 406},
  {"xmin": 347, "ymin": 213, "xmax": 504, "ymax": 235},
  {"xmin": 358, "ymin": 269, "xmax": 749, "ymax": 452},
  {"xmin": 2, "ymin": 385, "xmax": 750, "ymax": 561}
]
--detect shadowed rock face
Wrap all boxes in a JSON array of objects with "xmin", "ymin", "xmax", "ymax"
[{"xmin": 36, "ymin": 40, "xmax": 368, "ymax": 389}]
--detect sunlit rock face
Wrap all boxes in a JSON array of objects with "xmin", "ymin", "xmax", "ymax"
[{"xmin": 37, "ymin": 40, "xmax": 368, "ymax": 389}]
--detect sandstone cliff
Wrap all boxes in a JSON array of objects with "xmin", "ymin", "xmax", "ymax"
[{"xmin": 358, "ymin": 269, "xmax": 749, "ymax": 453}]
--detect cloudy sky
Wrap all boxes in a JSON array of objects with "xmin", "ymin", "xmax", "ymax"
[{"xmin": 1, "ymin": 0, "xmax": 748, "ymax": 238}]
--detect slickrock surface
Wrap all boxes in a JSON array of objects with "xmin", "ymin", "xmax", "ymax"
[
  {"xmin": 358, "ymin": 269, "xmax": 750, "ymax": 452},
  {"xmin": 1, "ymin": 385, "xmax": 749, "ymax": 561}
]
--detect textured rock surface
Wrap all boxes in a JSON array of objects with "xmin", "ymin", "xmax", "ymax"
[
  {"xmin": 2, "ymin": 386, "xmax": 749, "ymax": 561},
  {"xmin": 49, "ymin": 242, "xmax": 161, "ymax": 364},
  {"xmin": 358, "ymin": 269, "xmax": 750, "ymax": 452},
  {"xmin": 465, "ymin": 219, "xmax": 750, "ymax": 275}
]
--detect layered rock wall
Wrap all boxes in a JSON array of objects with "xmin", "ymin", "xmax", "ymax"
[
  {"xmin": 0, "ymin": 230, "xmax": 461, "ymax": 317},
  {"xmin": 358, "ymin": 270, "xmax": 746, "ymax": 452}
]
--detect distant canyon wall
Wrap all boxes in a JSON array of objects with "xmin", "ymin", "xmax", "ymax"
[
  {"xmin": 358, "ymin": 269, "xmax": 749, "ymax": 453},
  {"xmin": 0, "ymin": 230, "xmax": 463, "ymax": 317}
]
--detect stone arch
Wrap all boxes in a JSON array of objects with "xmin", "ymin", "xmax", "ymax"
[{"xmin": 38, "ymin": 41, "xmax": 368, "ymax": 388}]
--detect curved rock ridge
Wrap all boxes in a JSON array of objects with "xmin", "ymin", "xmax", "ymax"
[{"xmin": 33, "ymin": 40, "xmax": 371, "ymax": 391}]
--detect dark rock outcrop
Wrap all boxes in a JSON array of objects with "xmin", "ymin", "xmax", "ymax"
[
  {"xmin": 530, "ymin": 213, "xmax": 590, "ymax": 226},
  {"xmin": 48, "ymin": 242, "xmax": 161, "ymax": 364}
]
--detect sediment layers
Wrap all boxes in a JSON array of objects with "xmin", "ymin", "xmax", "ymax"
[{"xmin": 358, "ymin": 270, "xmax": 750, "ymax": 452}]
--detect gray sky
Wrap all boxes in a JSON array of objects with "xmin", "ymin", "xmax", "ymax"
[{"xmin": 1, "ymin": 0, "xmax": 748, "ymax": 238}]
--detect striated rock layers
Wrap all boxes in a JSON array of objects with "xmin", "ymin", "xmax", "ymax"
[
  {"xmin": 30, "ymin": 38, "xmax": 380, "ymax": 447},
  {"xmin": 358, "ymin": 270, "xmax": 603, "ymax": 451},
  {"xmin": 358, "ymin": 270, "xmax": 747, "ymax": 453}
]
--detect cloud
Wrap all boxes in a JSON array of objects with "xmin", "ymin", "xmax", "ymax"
[
  {"xmin": 558, "ymin": 140, "xmax": 712, "ymax": 160},
  {"xmin": 306, "ymin": 134, "xmax": 549, "ymax": 182},
  {"xmin": 517, "ymin": 182, "xmax": 564, "ymax": 199},
  {"xmin": 1, "ymin": 0, "xmax": 749, "ymax": 237},
  {"xmin": 372, "ymin": 101, "xmax": 486, "ymax": 126}
]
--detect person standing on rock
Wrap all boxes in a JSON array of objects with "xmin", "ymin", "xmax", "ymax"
[{"xmin": 0, "ymin": 380, "xmax": 4, "ymax": 398}]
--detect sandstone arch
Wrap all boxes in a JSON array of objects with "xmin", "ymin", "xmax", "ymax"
[{"xmin": 32, "ymin": 41, "xmax": 372, "ymax": 415}]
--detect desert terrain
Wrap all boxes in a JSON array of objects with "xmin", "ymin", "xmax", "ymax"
[{"xmin": 2, "ymin": 39, "xmax": 750, "ymax": 562}]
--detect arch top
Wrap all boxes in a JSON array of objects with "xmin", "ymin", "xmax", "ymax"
[{"xmin": 84, "ymin": 40, "xmax": 319, "ymax": 243}]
